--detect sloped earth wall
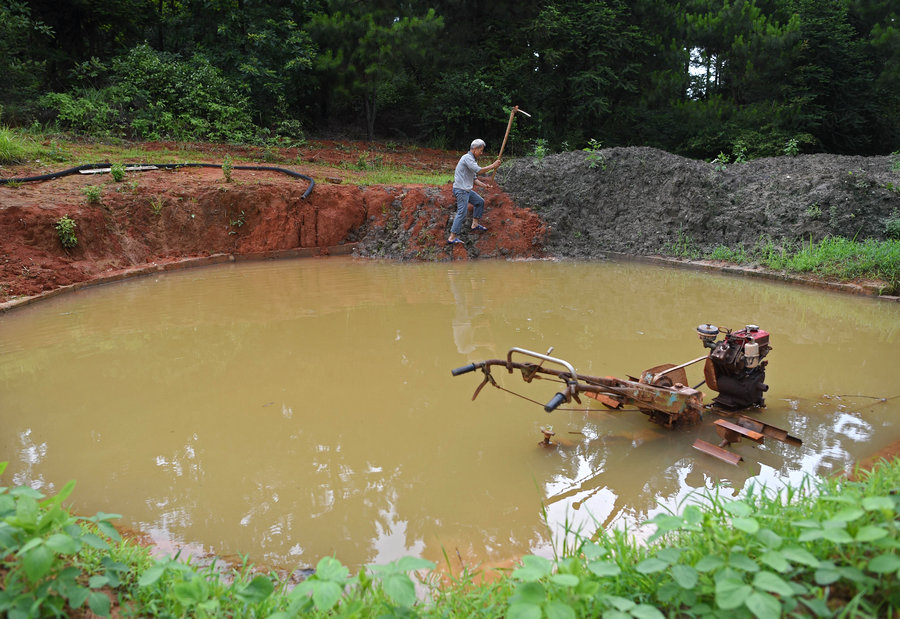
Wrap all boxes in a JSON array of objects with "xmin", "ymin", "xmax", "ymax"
[{"xmin": 2, "ymin": 147, "xmax": 899, "ymax": 307}]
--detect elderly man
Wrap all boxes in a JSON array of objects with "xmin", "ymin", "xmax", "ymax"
[{"xmin": 447, "ymin": 139, "xmax": 501, "ymax": 245}]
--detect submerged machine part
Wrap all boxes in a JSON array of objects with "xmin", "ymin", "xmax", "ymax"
[
  {"xmin": 699, "ymin": 324, "xmax": 770, "ymax": 409},
  {"xmin": 451, "ymin": 324, "xmax": 802, "ymax": 464}
]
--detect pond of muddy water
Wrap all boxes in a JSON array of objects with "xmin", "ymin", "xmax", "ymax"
[{"xmin": 1, "ymin": 258, "xmax": 898, "ymax": 572}]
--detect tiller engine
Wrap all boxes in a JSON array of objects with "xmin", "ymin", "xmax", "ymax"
[{"xmin": 451, "ymin": 324, "xmax": 801, "ymax": 464}]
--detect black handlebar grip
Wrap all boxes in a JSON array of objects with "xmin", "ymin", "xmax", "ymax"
[
  {"xmin": 544, "ymin": 392, "xmax": 567, "ymax": 412},
  {"xmin": 451, "ymin": 363, "xmax": 478, "ymax": 376}
]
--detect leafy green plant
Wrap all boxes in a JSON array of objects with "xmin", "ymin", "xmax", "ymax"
[
  {"xmin": 731, "ymin": 140, "xmax": 748, "ymax": 164},
  {"xmin": 531, "ymin": 138, "xmax": 550, "ymax": 161},
  {"xmin": 148, "ymin": 197, "xmax": 164, "ymax": 215},
  {"xmin": 712, "ymin": 152, "xmax": 729, "ymax": 172},
  {"xmin": 583, "ymin": 138, "xmax": 606, "ymax": 170},
  {"xmin": 81, "ymin": 185, "xmax": 102, "ymax": 204},
  {"xmin": 356, "ymin": 152, "xmax": 371, "ymax": 170},
  {"xmin": 54, "ymin": 215, "xmax": 78, "ymax": 248},
  {"xmin": 783, "ymin": 137, "xmax": 800, "ymax": 157},
  {"xmin": 805, "ymin": 202, "xmax": 822, "ymax": 219},
  {"xmin": 109, "ymin": 163, "xmax": 126, "ymax": 182},
  {"xmin": 222, "ymin": 154, "xmax": 233, "ymax": 182},
  {"xmin": 228, "ymin": 210, "xmax": 246, "ymax": 233},
  {"xmin": 0, "ymin": 462, "xmax": 122, "ymax": 617},
  {"xmin": 884, "ymin": 210, "xmax": 900, "ymax": 239},
  {"xmin": 891, "ymin": 151, "xmax": 900, "ymax": 172}
]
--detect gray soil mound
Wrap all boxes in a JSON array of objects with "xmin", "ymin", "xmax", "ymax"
[{"xmin": 498, "ymin": 147, "xmax": 900, "ymax": 259}]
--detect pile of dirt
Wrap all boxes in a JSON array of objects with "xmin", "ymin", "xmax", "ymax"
[{"xmin": 498, "ymin": 146, "xmax": 900, "ymax": 259}]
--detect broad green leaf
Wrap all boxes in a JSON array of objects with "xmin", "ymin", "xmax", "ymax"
[
  {"xmin": 22, "ymin": 544, "xmax": 54, "ymax": 583},
  {"xmin": 236, "ymin": 575, "xmax": 274, "ymax": 604},
  {"xmin": 95, "ymin": 520, "xmax": 121, "ymax": 542},
  {"xmin": 312, "ymin": 580, "xmax": 343, "ymax": 611},
  {"xmin": 601, "ymin": 611, "xmax": 631, "ymax": 619},
  {"xmin": 67, "ymin": 584, "xmax": 90, "ymax": 609},
  {"xmin": 696, "ymin": 555, "xmax": 725, "ymax": 572},
  {"xmin": 814, "ymin": 568, "xmax": 840, "ymax": 585},
  {"xmin": 514, "ymin": 555, "xmax": 553, "ymax": 581},
  {"xmin": 15, "ymin": 495, "xmax": 40, "ymax": 527},
  {"xmin": 138, "ymin": 564, "xmax": 166, "ymax": 587},
  {"xmin": 550, "ymin": 573, "xmax": 579, "ymax": 587},
  {"xmin": 759, "ymin": 551, "xmax": 789, "ymax": 573},
  {"xmin": 728, "ymin": 553, "xmax": 760, "ymax": 573},
  {"xmin": 581, "ymin": 542, "xmax": 608, "ymax": 560},
  {"xmin": 753, "ymin": 571, "xmax": 794, "ymax": 596},
  {"xmin": 545, "ymin": 600, "xmax": 577, "ymax": 619},
  {"xmin": 725, "ymin": 501, "xmax": 752, "ymax": 518},
  {"xmin": 89, "ymin": 574, "xmax": 110, "ymax": 589},
  {"xmin": 715, "ymin": 578, "xmax": 752, "ymax": 610},
  {"xmin": 781, "ymin": 547, "xmax": 820, "ymax": 567},
  {"xmin": 671, "ymin": 564, "xmax": 698, "ymax": 589},
  {"xmin": 733, "ymin": 517, "xmax": 760, "ymax": 534},
  {"xmin": 868, "ymin": 553, "xmax": 900, "ymax": 574},
  {"xmin": 46, "ymin": 533, "xmax": 79, "ymax": 555},
  {"xmin": 636, "ymin": 557, "xmax": 669, "ymax": 574},
  {"xmin": 683, "ymin": 505, "xmax": 703, "ymax": 526},
  {"xmin": 822, "ymin": 528, "xmax": 853, "ymax": 544},
  {"xmin": 631, "ymin": 604, "xmax": 666, "ymax": 619},
  {"xmin": 855, "ymin": 525, "xmax": 888, "ymax": 542},
  {"xmin": 508, "ymin": 602, "xmax": 542, "ymax": 619},
  {"xmin": 588, "ymin": 560, "xmax": 621, "ymax": 577},
  {"xmin": 80, "ymin": 533, "xmax": 109, "ymax": 551},
  {"xmin": 830, "ymin": 508, "xmax": 864, "ymax": 523},
  {"xmin": 41, "ymin": 480, "xmax": 76, "ymax": 507},
  {"xmin": 861, "ymin": 496, "xmax": 895, "ymax": 511},
  {"xmin": 745, "ymin": 590, "xmax": 781, "ymax": 618},
  {"xmin": 395, "ymin": 556, "xmax": 436, "ymax": 572},
  {"xmin": 656, "ymin": 548, "xmax": 682, "ymax": 563},
  {"xmin": 512, "ymin": 581, "xmax": 546, "ymax": 605},
  {"xmin": 797, "ymin": 529, "xmax": 825, "ymax": 542},
  {"xmin": 755, "ymin": 528, "xmax": 782, "ymax": 549},
  {"xmin": 607, "ymin": 596, "xmax": 636, "ymax": 611},
  {"xmin": 88, "ymin": 591, "xmax": 111, "ymax": 617},
  {"xmin": 9, "ymin": 486, "xmax": 43, "ymax": 499},
  {"xmin": 382, "ymin": 572, "xmax": 416, "ymax": 607},
  {"xmin": 173, "ymin": 581, "xmax": 203, "ymax": 605},
  {"xmin": 316, "ymin": 556, "xmax": 349, "ymax": 583}
]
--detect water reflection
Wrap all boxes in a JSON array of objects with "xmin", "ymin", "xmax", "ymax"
[{"xmin": 1, "ymin": 258, "xmax": 898, "ymax": 571}]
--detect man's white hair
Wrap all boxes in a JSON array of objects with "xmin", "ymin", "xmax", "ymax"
[{"xmin": 470, "ymin": 138, "xmax": 486, "ymax": 150}]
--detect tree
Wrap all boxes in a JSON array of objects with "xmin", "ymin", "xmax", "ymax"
[{"xmin": 310, "ymin": 1, "xmax": 443, "ymax": 140}]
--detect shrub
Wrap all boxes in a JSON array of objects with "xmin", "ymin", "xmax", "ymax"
[
  {"xmin": 81, "ymin": 185, "xmax": 102, "ymax": 204},
  {"xmin": 109, "ymin": 163, "xmax": 125, "ymax": 182},
  {"xmin": 54, "ymin": 215, "xmax": 77, "ymax": 248}
]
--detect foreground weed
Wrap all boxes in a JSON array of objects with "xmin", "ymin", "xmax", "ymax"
[
  {"xmin": 583, "ymin": 138, "xmax": 606, "ymax": 170},
  {"xmin": 54, "ymin": 215, "xmax": 78, "ymax": 248},
  {"xmin": 712, "ymin": 152, "xmax": 729, "ymax": 172},
  {"xmin": 222, "ymin": 154, "xmax": 233, "ymax": 182},
  {"xmin": 81, "ymin": 185, "xmax": 102, "ymax": 204},
  {"xmin": 109, "ymin": 163, "xmax": 126, "ymax": 182},
  {"xmin": 148, "ymin": 196, "xmax": 164, "ymax": 215},
  {"xmin": 532, "ymin": 139, "xmax": 550, "ymax": 161},
  {"xmin": 0, "ymin": 462, "xmax": 122, "ymax": 617}
]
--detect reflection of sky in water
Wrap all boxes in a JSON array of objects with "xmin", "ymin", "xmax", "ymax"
[{"xmin": 1, "ymin": 259, "xmax": 898, "ymax": 570}]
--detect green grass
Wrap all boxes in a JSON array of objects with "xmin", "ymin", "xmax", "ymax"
[
  {"xmin": 3, "ymin": 458, "xmax": 900, "ymax": 617},
  {"xmin": 704, "ymin": 235, "xmax": 900, "ymax": 295},
  {"xmin": 0, "ymin": 126, "xmax": 66, "ymax": 165}
]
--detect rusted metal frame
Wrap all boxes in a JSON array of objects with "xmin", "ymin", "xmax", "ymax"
[{"xmin": 645, "ymin": 355, "xmax": 709, "ymax": 382}]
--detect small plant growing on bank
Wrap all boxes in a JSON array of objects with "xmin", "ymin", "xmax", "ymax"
[
  {"xmin": 804, "ymin": 202, "xmax": 822, "ymax": 219},
  {"xmin": 222, "ymin": 155, "xmax": 233, "ymax": 182},
  {"xmin": 55, "ymin": 215, "xmax": 78, "ymax": 248},
  {"xmin": 891, "ymin": 151, "xmax": 900, "ymax": 172},
  {"xmin": 583, "ymin": 138, "xmax": 606, "ymax": 170},
  {"xmin": 228, "ymin": 210, "xmax": 246, "ymax": 233},
  {"xmin": 110, "ymin": 162, "xmax": 126, "ymax": 182},
  {"xmin": 531, "ymin": 138, "xmax": 550, "ymax": 161},
  {"xmin": 81, "ymin": 185, "xmax": 102, "ymax": 204},
  {"xmin": 731, "ymin": 140, "xmax": 748, "ymax": 164},
  {"xmin": 884, "ymin": 210, "xmax": 900, "ymax": 239},
  {"xmin": 712, "ymin": 152, "xmax": 729, "ymax": 172},
  {"xmin": 149, "ymin": 196, "xmax": 164, "ymax": 215},
  {"xmin": 783, "ymin": 137, "xmax": 800, "ymax": 157}
]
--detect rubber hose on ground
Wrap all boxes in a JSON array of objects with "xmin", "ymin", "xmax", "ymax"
[{"xmin": 0, "ymin": 162, "xmax": 315, "ymax": 198}]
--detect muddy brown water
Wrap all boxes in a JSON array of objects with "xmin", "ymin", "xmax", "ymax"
[{"xmin": 1, "ymin": 258, "xmax": 899, "ymax": 572}]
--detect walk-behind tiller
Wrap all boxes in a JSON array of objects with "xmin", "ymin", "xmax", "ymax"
[{"xmin": 451, "ymin": 324, "xmax": 801, "ymax": 465}]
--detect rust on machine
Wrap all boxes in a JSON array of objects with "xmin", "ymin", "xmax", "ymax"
[{"xmin": 450, "ymin": 323, "xmax": 803, "ymax": 465}]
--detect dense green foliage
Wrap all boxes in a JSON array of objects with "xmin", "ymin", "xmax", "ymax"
[
  {"xmin": 2, "ymin": 0, "xmax": 897, "ymax": 156},
  {"xmin": 3, "ymin": 458, "xmax": 899, "ymax": 616}
]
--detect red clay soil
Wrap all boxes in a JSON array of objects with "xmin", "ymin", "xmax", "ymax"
[{"xmin": 0, "ymin": 141, "xmax": 546, "ymax": 306}]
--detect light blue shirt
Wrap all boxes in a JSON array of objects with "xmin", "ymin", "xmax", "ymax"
[{"xmin": 453, "ymin": 151, "xmax": 481, "ymax": 191}]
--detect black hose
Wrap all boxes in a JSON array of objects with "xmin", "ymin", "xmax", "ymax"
[{"xmin": 0, "ymin": 162, "xmax": 315, "ymax": 198}]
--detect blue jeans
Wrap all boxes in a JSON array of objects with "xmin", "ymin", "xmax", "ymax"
[{"xmin": 451, "ymin": 188, "xmax": 485, "ymax": 235}]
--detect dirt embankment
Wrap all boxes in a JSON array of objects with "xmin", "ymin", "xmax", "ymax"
[{"xmin": 2, "ymin": 143, "xmax": 898, "ymax": 306}]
